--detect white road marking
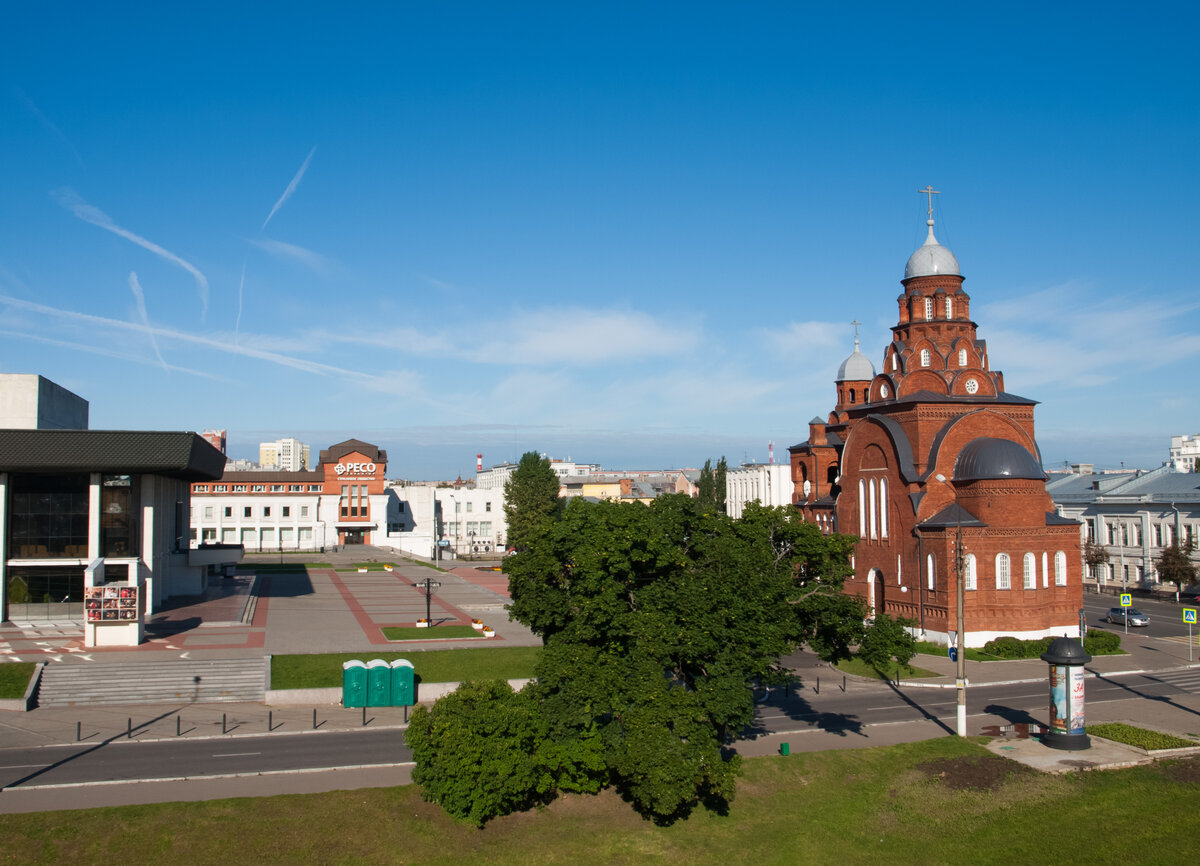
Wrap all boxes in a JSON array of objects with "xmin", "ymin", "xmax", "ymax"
[{"xmin": 212, "ymin": 752, "xmax": 262, "ymax": 758}]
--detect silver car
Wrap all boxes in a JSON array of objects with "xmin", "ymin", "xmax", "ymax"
[{"xmin": 1106, "ymin": 607, "xmax": 1150, "ymax": 627}]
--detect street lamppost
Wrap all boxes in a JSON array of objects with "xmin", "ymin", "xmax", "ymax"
[{"xmin": 935, "ymin": 473, "xmax": 968, "ymax": 737}]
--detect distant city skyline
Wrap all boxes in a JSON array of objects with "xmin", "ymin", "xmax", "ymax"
[{"xmin": 3, "ymin": 5, "xmax": 1197, "ymax": 479}]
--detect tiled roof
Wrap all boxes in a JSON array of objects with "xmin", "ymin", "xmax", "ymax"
[
  {"xmin": 317, "ymin": 439, "xmax": 387, "ymax": 466},
  {"xmin": 0, "ymin": 429, "xmax": 226, "ymax": 479}
]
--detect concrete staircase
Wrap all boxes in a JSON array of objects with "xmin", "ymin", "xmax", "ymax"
[{"xmin": 37, "ymin": 658, "xmax": 268, "ymax": 707}]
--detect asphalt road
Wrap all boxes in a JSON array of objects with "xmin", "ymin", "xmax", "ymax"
[
  {"xmin": 5, "ymin": 668, "xmax": 1199, "ymax": 793},
  {"xmin": 751, "ymin": 668, "xmax": 1200, "ymax": 737},
  {"xmin": 1082, "ymin": 592, "xmax": 1200, "ymax": 642},
  {"xmin": 0, "ymin": 728, "xmax": 411, "ymax": 790}
]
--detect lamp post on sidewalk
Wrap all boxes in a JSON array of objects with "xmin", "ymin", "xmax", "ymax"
[{"xmin": 935, "ymin": 473, "xmax": 968, "ymax": 737}]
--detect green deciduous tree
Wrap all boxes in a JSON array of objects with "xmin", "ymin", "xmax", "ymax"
[
  {"xmin": 696, "ymin": 459, "xmax": 715, "ymax": 510},
  {"xmin": 1156, "ymin": 539, "xmax": 1197, "ymax": 594},
  {"xmin": 503, "ymin": 451, "xmax": 562, "ymax": 550},
  {"xmin": 404, "ymin": 679, "xmax": 604, "ymax": 827},
  {"xmin": 715, "ymin": 456, "xmax": 727, "ymax": 514},
  {"xmin": 1082, "ymin": 539, "xmax": 1110, "ymax": 581},
  {"xmin": 505, "ymin": 494, "xmax": 862, "ymax": 822},
  {"xmin": 857, "ymin": 613, "xmax": 917, "ymax": 674}
]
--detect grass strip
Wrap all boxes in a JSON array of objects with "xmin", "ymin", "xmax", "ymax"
[
  {"xmin": 1, "ymin": 738, "xmax": 1198, "ymax": 865},
  {"xmin": 1088, "ymin": 722, "xmax": 1198, "ymax": 751},
  {"xmin": 0, "ymin": 662, "xmax": 36, "ymax": 699},
  {"xmin": 271, "ymin": 645, "xmax": 541, "ymax": 689},
  {"xmin": 835, "ymin": 656, "xmax": 940, "ymax": 681},
  {"xmin": 382, "ymin": 626, "xmax": 482, "ymax": 641}
]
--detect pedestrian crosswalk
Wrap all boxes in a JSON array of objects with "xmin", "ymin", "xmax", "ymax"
[{"xmin": 1147, "ymin": 668, "xmax": 1200, "ymax": 694}]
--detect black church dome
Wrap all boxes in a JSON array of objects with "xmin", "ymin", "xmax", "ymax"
[{"xmin": 954, "ymin": 437, "xmax": 1044, "ymax": 481}]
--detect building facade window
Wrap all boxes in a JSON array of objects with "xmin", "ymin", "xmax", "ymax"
[
  {"xmin": 920, "ymin": 348, "xmax": 931, "ymax": 367},
  {"xmin": 965, "ymin": 554, "xmax": 977, "ymax": 590},
  {"xmin": 924, "ymin": 297, "xmax": 933, "ymax": 320},
  {"xmin": 244, "ymin": 507, "xmax": 252, "ymax": 518},
  {"xmin": 1023, "ymin": 553, "xmax": 1036, "ymax": 589},
  {"xmin": 996, "ymin": 553, "xmax": 1011, "ymax": 590},
  {"xmin": 8, "ymin": 473, "xmax": 90, "ymax": 559},
  {"xmin": 1055, "ymin": 551, "xmax": 1067, "ymax": 586},
  {"xmin": 858, "ymin": 480, "xmax": 866, "ymax": 537},
  {"xmin": 945, "ymin": 297, "xmax": 953, "ymax": 319},
  {"xmin": 868, "ymin": 479, "xmax": 878, "ymax": 539},
  {"xmin": 282, "ymin": 506, "xmax": 290, "ymax": 518},
  {"xmin": 879, "ymin": 478, "xmax": 888, "ymax": 538},
  {"xmin": 927, "ymin": 553, "xmax": 935, "ymax": 590},
  {"xmin": 958, "ymin": 348, "xmax": 967, "ymax": 366},
  {"xmin": 224, "ymin": 506, "xmax": 232, "ymax": 518}
]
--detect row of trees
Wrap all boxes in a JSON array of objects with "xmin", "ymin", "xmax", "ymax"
[
  {"xmin": 1083, "ymin": 537, "xmax": 1197, "ymax": 593},
  {"xmin": 407, "ymin": 452, "xmax": 899, "ymax": 826}
]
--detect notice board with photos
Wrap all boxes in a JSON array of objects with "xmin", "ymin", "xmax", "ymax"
[{"xmin": 84, "ymin": 585, "xmax": 140, "ymax": 622}]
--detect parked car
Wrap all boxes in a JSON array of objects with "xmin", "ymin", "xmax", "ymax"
[
  {"xmin": 1106, "ymin": 607, "xmax": 1150, "ymax": 626},
  {"xmin": 1180, "ymin": 585, "xmax": 1200, "ymax": 602}
]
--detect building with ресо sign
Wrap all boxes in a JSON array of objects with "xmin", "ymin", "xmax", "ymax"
[
  {"xmin": 191, "ymin": 439, "xmax": 389, "ymax": 551},
  {"xmin": 788, "ymin": 199, "xmax": 1083, "ymax": 646}
]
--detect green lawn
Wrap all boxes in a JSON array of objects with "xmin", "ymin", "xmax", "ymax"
[
  {"xmin": 0, "ymin": 662, "xmax": 36, "ymax": 699},
  {"xmin": 270, "ymin": 646, "xmax": 541, "ymax": 689},
  {"xmin": 1088, "ymin": 722, "xmax": 1198, "ymax": 751},
  {"xmin": 1, "ymin": 739, "xmax": 1197, "ymax": 864},
  {"xmin": 835, "ymin": 656, "xmax": 940, "ymax": 681},
  {"xmin": 382, "ymin": 626, "xmax": 482, "ymax": 641}
]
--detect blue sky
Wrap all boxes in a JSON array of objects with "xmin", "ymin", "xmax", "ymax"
[{"xmin": 2, "ymin": 3, "xmax": 1197, "ymax": 478}]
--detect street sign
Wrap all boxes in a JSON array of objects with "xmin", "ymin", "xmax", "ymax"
[
  {"xmin": 948, "ymin": 647, "xmax": 957, "ymax": 662},
  {"xmin": 1184, "ymin": 608, "xmax": 1198, "ymax": 624},
  {"xmin": 437, "ymin": 539, "xmax": 450, "ymax": 547},
  {"xmin": 1120, "ymin": 593, "xmax": 1132, "ymax": 608}
]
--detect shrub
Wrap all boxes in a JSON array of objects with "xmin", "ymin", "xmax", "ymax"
[
  {"xmin": 1088, "ymin": 722, "xmax": 1196, "ymax": 750},
  {"xmin": 1084, "ymin": 628, "xmax": 1121, "ymax": 654},
  {"xmin": 982, "ymin": 636, "xmax": 1024, "ymax": 658}
]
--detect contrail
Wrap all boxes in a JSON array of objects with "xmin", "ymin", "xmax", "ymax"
[
  {"xmin": 53, "ymin": 188, "xmax": 210, "ymax": 319},
  {"xmin": 128, "ymin": 271, "xmax": 168, "ymax": 372},
  {"xmin": 261, "ymin": 146, "xmax": 316, "ymax": 230}
]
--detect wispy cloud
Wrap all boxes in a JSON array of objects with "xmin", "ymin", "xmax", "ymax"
[
  {"xmin": 759, "ymin": 320, "xmax": 853, "ymax": 363},
  {"xmin": 980, "ymin": 283, "xmax": 1200, "ymax": 389},
  {"xmin": 52, "ymin": 188, "xmax": 211, "ymax": 318},
  {"xmin": 247, "ymin": 237, "xmax": 333, "ymax": 274},
  {"xmin": 128, "ymin": 272, "xmax": 168, "ymax": 372},
  {"xmin": 468, "ymin": 309, "xmax": 700, "ymax": 366},
  {"xmin": 0, "ymin": 329, "xmax": 223, "ymax": 380},
  {"xmin": 262, "ymin": 146, "xmax": 316, "ymax": 230},
  {"xmin": 13, "ymin": 86, "xmax": 83, "ymax": 167}
]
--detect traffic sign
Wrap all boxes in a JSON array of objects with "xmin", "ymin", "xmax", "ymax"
[
  {"xmin": 1184, "ymin": 608, "xmax": 1198, "ymax": 624},
  {"xmin": 948, "ymin": 647, "xmax": 958, "ymax": 663},
  {"xmin": 1120, "ymin": 593, "xmax": 1132, "ymax": 607}
]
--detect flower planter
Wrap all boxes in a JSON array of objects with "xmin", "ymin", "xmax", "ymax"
[
  {"xmin": 482, "ymin": 627, "xmax": 495, "ymax": 638},
  {"xmin": 416, "ymin": 620, "xmax": 429, "ymax": 628},
  {"xmin": 471, "ymin": 620, "xmax": 484, "ymax": 630}
]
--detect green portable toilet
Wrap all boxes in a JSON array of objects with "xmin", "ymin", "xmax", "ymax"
[
  {"xmin": 366, "ymin": 658, "xmax": 391, "ymax": 707},
  {"xmin": 342, "ymin": 660, "xmax": 367, "ymax": 708},
  {"xmin": 390, "ymin": 659, "xmax": 415, "ymax": 706}
]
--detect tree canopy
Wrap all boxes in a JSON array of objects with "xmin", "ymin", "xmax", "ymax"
[
  {"xmin": 1156, "ymin": 539, "xmax": 1197, "ymax": 591},
  {"xmin": 502, "ymin": 451, "xmax": 562, "ymax": 550},
  {"xmin": 504, "ymin": 494, "xmax": 862, "ymax": 821}
]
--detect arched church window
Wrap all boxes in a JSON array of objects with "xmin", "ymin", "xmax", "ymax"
[
  {"xmin": 996, "ymin": 553, "xmax": 1011, "ymax": 590},
  {"xmin": 868, "ymin": 479, "xmax": 878, "ymax": 539},
  {"xmin": 920, "ymin": 349, "xmax": 930, "ymax": 367},
  {"xmin": 849, "ymin": 388, "xmax": 856, "ymax": 404},
  {"xmin": 1055, "ymin": 551, "xmax": 1067, "ymax": 586},
  {"xmin": 1023, "ymin": 553, "xmax": 1036, "ymax": 589},
  {"xmin": 858, "ymin": 480, "xmax": 866, "ymax": 537},
  {"xmin": 958, "ymin": 348, "xmax": 967, "ymax": 366},
  {"xmin": 891, "ymin": 354, "xmax": 897, "ymax": 371},
  {"xmin": 965, "ymin": 554, "xmax": 977, "ymax": 590},
  {"xmin": 879, "ymin": 478, "xmax": 888, "ymax": 538},
  {"xmin": 926, "ymin": 553, "xmax": 935, "ymax": 590},
  {"xmin": 945, "ymin": 297, "xmax": 953, "ymax": 319},
  {"xmin": 924, "ymin": 297, "xmax": 933, "ymax": 320}
]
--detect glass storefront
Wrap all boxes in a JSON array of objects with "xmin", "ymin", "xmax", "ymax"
[
  {"xmin": 6, "ymin": 566, "xmax": 85, "ymax": 621},
  {"xmin": 8, "ymin": 473, "xmax": 89, "ymax": 558}
]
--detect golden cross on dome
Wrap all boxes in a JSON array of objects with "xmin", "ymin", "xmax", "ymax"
[{"xmin": 919, "ymin": 185, "xmax": 940, "ymax": 219}]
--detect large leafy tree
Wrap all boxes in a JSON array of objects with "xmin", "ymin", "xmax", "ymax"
[
  {"xmin": 1156, "ymin": 539, "xmax": 1197, "ymax": 594},
  {"xmin": 696, "ymin": 459, "xmax": 715, "ymax": 510},
  {"xmin": 1082, "ymin": 539, "xmax": 1110, "ymax": 581},
  {"xmin": 505, "ymin": 494, "xmax": 862, "ymax": 821},
  {"xmin": 502, "ymin": 451, "xmax": 562, "ymax": 550},
  {"xmin": 715, "ymin": 456, "xmax": 728, "ymax": 514}
]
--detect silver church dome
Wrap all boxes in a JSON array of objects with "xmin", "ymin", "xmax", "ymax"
[{"xmin": 904, "ymin": 219, "xmax": 961, "ymax": 279}]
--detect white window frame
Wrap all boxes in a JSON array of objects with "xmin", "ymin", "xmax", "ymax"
[
  {"xmin": 924, "ymin": 297, "xmax": 933, "ymax": 320},
  {"xmin": 920, "ymin": 348, "xmax": 931, "ymax": 367},
  {"xmin": 1055, "ymin": 551, "xmax": 1067, "ymax": 586},
  {"xmin": 1023, "ymin": 552, "xmax": 1036, "ymax": 589},
  {"xmin": 965, "ymin": 553, "xmax": 977, "ymax": 590},
  {"xmin": 996, "ymin": 553, "xmax": 1011, "ymax": 590},
  {"xmin": 958, "ymin": 348, "xmax": 967, "ymax": 366}
]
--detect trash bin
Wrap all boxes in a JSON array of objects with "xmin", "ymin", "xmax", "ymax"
[
  {"xmin": 342, "ymin": 660, "xmax": 367, "ymax": 708},
  {"xmin": 366, "ymin": 658, "xmax": 391, "ymax": 707},
  {"xmin": 390, "ymin": 659, "xmax": 415, "ymax": 706}
]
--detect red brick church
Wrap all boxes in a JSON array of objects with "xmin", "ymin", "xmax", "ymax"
[{"xmin": 789, "ymin": 196, "xmax": 1082, "ymax": 646}]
